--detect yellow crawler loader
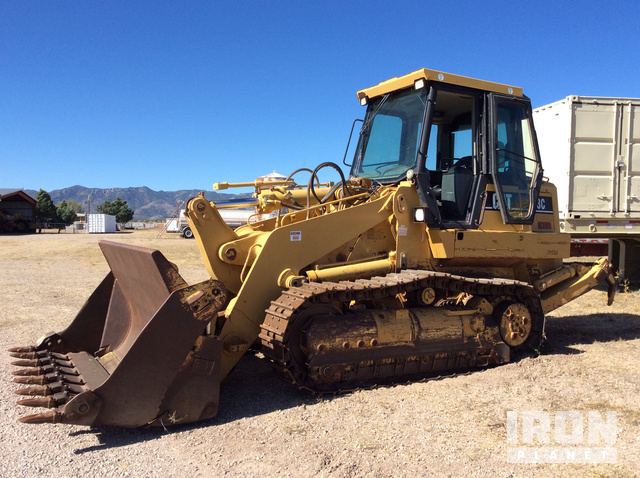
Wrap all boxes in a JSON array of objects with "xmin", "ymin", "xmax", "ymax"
[{"xmin": 9, "ymin": 68, "xmax": 616, "ymax": 427}]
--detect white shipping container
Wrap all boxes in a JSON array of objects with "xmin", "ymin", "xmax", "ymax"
[
  {"xmin": 534, "ymin": 96, "xmax": 640, "ymax": 282},
  {"xmin": 86, "ymin": 213, "xmax": 117, "ymax": 233},
  {"xmin": 533, "ymin": 96, "xmax": 640, "ymax": 230}
]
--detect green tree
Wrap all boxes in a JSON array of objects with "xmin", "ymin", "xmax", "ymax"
[
  {"xmin": 97, "ymin": 198, "xmax": 134, "ymax": 224},
  {"xmin": 56, "ymin": 200, "xmax": 83, "ymax": 225},
  {"xmin": 35, "ymin": 189, "xmax": 58, "ymax": 223}
]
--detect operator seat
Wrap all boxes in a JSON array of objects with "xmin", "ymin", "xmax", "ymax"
[{"xmin": 440, "ymin": 156, "xmax": 474, "ymax": 220}]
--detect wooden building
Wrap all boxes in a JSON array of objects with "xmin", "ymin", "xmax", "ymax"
[{"xmin": 0, "ymin": 189, "xmax": 36, "ymax": 233}]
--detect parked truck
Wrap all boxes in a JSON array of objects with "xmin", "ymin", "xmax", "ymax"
[
  {"xmin": 533, "ymin": 96, "xmax": 640, "ymax": 283},
  {"xmin": 166, "ymin": 205, "xmax": 259, "ymax": 238}
]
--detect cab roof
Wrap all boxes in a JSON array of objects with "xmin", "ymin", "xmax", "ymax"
[{"xmin": 357, "ymin": 68, "xmax": 524, "ymax": 101}]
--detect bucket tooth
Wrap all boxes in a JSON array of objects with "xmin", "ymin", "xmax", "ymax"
[
  {"xmin": 9, "ymin": 352, "xmax": 38, "ymax": 359},
  {"xmin": 15, "ymin": 385, "xmax": 51, "ymax": 396},
  {"xmin": 9, "ymin": 350, "xmax": 52, "ymax": 359},
  {"xmin": 17, "ymin": 397, "xmax": 56, "ymax": 408},
  {"xmin": 11, "ymin": 358, "xmax": 51, "ymax": 367},
  {"xmin": 7, "ymin": 346, "xmax": 35, "ymax": 354},
  {"xmin": 12, "ymin": 366, "xmax": 53, "ymax": 376},
  {"xmin": 12, "ymin": 367, "xmax": 42, "ymax": 377},
  {"xmin": 19, "ymin": 411, "xmax": 60, "ymax": 424},
  {"xmin": 11, "ymin": 359, "xmax": 38, "ymax": 367},
  {"xmin": 13, "ymin": 375, "xmax": 49, "ymax": 385},
  {"xmin": 13, "ymin": 372, "xmax": 63, "ymax": 385}
]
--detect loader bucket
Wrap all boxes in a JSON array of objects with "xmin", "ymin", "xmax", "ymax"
[{"xmin": 8, "ymin": 241, "xmax": 228, "ymax": 428}]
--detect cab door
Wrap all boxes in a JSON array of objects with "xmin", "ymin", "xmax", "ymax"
[{"xmin": 488, "ymin": 94, "xmax": 544, "ymax": 224}]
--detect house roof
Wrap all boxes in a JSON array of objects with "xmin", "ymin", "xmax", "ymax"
[{"xmin": 0, "ymin": 189, "xmax": 36, "ymax": 205}]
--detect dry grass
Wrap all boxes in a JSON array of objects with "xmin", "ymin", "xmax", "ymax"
[{"xmin": 0, "ymin": 230, "xmax": 638, "ymax": 477}]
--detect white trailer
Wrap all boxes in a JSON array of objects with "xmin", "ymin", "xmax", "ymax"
[
  {"xmin": 164, "ymin": 218, "xmax": 180, "ymax": 232},
  {"xmin": 86, "ymin": 214, "xmax": 117, "ymax": 233},
  {"xmin": 166, "ymin": 206, "xmax": 268, "ymax": 238},
  {"xmin": 533, "ymin": 96, "xmax": 640, "ymax": 282}
]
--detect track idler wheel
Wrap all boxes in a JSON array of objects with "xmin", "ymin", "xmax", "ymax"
[
  {"xmin": 498, "ymin": 303, "xmax": 532, "ymax": 348},
  {"xmin": 495, "ymin": 300, "xmax": 544, "ymax": 355}
]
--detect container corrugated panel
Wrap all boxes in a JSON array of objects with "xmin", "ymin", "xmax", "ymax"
[
  {"xmin": 534, "ymin": 96, "xmax": 640, "ymax": 218},
  {"xmin": 86, "ymin": 214, "xmax": 117, "ymax": 233}
]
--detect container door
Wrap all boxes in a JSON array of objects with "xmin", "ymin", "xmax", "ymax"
[
  {"xmin": 619, "ymin": 102, "xmax": 640, "ymax": 214},
  {"xmin": 570, "ymin": 100, "xmax": 620, "ymax": 213}
]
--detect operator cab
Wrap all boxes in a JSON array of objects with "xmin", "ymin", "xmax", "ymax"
[{"xmin": 351, "ymin": 68, "xmax": 543, "ymax": 227}]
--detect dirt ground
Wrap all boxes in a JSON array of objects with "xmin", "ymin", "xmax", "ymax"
[{"xmin": 0, "ymin": 230, "xmax": 638, "ymax": 477}]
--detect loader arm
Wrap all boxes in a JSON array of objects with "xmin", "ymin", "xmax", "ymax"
[{"xmin": 186, "ymin": 191, "xmax": 396, "ymax": 378}]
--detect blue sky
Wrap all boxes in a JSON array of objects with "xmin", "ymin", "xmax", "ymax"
[{"xmin": 1, "ymin": 1, "xmax": 639, "ymax": 192}]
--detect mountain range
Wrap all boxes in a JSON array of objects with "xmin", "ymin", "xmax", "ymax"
[{"xmin": 25, "ymin": 186, "xmax": 249, "ymax": 220}]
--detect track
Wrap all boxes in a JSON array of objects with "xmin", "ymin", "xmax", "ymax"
[{"xmin": 259, "ymin": 269, "xmax": 545, "ymax": 392}]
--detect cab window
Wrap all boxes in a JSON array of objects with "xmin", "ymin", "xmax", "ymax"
[
  {"xmin": 355, "ymin": 88, "xmax": 426, "ymax": 180},
  {"xmin": 365, "ymin": 115, "xmax": 402, "ymax": 166},
  {"xmin": 493, "ymin": 99, "xmax": 540, "ymax": 221},
  {"xmin": 426, "ymin": 89, "xmax": 477, "ymax": 221}
]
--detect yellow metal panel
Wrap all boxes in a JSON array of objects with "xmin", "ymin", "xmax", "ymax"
[
  {"xmin": 357, "ymin": 68, "xmax": 523, "ymax": 101},
  {"xmin": 478, "ymin": 183, "xmax": 562, "ymax": 237},
  {"xmin": 427, "ymin": 229, "xmax": 456, "ymax": 258},
  {"xmin": 454, "ymin": 230, "xmax": 569, "ymax": 259},
  {"xmin": 392, "ymin": 183, "xmax": 434, "ymax": 268}
]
